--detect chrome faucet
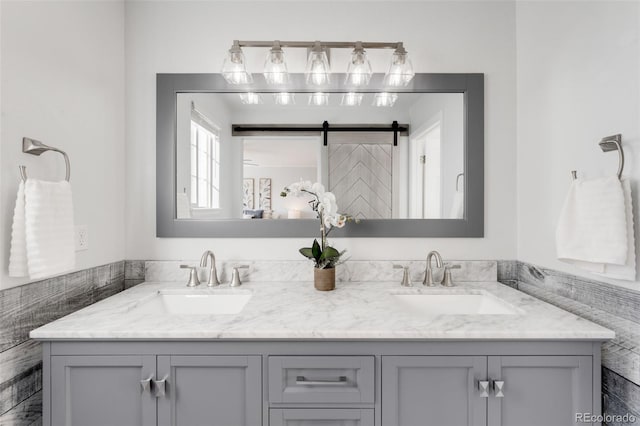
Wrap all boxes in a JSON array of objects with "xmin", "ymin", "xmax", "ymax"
[
  {"xmin": 200, "ymin": 250, "xmax": 220, "ymax": 287},
  {"xmin": 423, "ymin": 251, "xmax": 443, "ymax": 286}
]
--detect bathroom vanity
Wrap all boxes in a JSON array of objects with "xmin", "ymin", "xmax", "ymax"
[{"xmin": 31, "ymin": 280, "xmax": 613, "ymax": 426}]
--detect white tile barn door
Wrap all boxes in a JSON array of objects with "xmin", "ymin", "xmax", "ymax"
[{"xmin": 328, "ymin": 143, "xmax": 393, "ymax": 219}]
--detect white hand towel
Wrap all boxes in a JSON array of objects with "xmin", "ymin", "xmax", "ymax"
[
  {"xmin": 176, "ymin": 192, "xmax": 192, "ymax": 219},
  {"xmin": 449, "ymin": 190, "xmax": 464, "ymax": 219},
  {"xmin": 9, "ymin": 180, "xmax": 75, "ymax": 279},
  {"xmin": 556, "ymin": 176, "xmax": 636, "ymax": 281}
]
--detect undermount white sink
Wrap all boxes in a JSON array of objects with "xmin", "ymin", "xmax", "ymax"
[
  {"xmin": 133, "ymin": 291, "xmax": 252, "ymax": 315},
  {"xmin": 391, "ymin": 292, "xmax": 521, "ymax": 315}
]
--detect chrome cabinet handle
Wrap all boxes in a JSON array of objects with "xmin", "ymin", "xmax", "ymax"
[
  {"xmin": 295, "ymin": 375, "xmax": 348, "ymax": 386},
  {"xmin": 478, "ymin": 380, "xmax": 490, "ymax": 398},
  {"xmin": 140, "ymin": 376, "xmax": 153, "ymax": 393},
  {"xmin": 493, "ymin": 380, "xmax": 505, "ymax": 398},
  {"xmin": 154, "ymin": 377, "xmax": 167, "ymax": 398}
]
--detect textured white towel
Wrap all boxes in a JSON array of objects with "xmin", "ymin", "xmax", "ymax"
[
  {"xmin": 9, "ymin": 180, "xmax": 75, "ymax": 279},
  {"xmin": 450, "ymin": 190, "xmax": 464, "ymax": 219},
  {"xmin": 556, "ymin": 176, "xmax": 636, "ymax": 281},
  {"xmin": 176, "ymin": 192, "xmax": 192, "ymax": 219}
]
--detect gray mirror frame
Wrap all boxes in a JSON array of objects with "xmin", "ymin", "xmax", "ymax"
[{"xmin": 157, "ymin": 73, "xmax": 484, "ymax": 238}]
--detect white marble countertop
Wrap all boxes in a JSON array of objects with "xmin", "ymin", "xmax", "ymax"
[{"xmin": 30, "ymin": 281, "xmax": 615, "ymax": 340}]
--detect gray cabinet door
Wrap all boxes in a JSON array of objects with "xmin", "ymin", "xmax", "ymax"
[
  {"xmin": 157, "ymin": 355, "xmax": 262, "ymax": 426},
  {"xmin": 270, "ymin": 409, "xmax": 374, "ymax": 426},
  {"xmin": 382, "ymin": 356, "xmax": 487, "ymax": 426},
  {"xmin": 51, "ymin": 355, "xmax": 156, "ymax": 426},
  {"xmin": 487, "ymin": 356, "xmax": 592, "ymax": 426}
]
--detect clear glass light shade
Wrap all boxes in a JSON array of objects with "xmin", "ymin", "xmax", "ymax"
[
  {"xmin": 274, "ymin": 92, "xmax": 296, "ymax": 105},
  {"xmin": 263, "ymin": 47, "xmax": 289, "ymax": 85},
  {"xmin": 373, "ymin": 92, "xmax": 398, "ymax": 107},
  {"xmin": 305, "ymin": 49, "xmax": 331, "ymax": 86},
  {"xmin": 384, "ymin": 51, "xmax": 415, "ymax": 87},
  {"xmin": 239, "ymin": 93, "xmax": 263, "ymax": 105},
  {"xmin": 308, "ymin": 92, "xmax": 329, "ymax": 106},
  {"xmin": 345, "ymin": 49, "xmax": 372, "ymax": 86},
  {"xmin": 221, "ymin": 46, "xmax": 252, "ymax": 85},
  {"xmin": 340, "ymin": 92, "xmax": 363, "ymax": 106}
]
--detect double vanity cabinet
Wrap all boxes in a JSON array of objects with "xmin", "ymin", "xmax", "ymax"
[
  {"xmin": 32, "ymin": 280, "xmax": 613, "ymax": 426},
  {"xmin": 43, "ymin": 340, "xmax": 600, "ymax": 426}
]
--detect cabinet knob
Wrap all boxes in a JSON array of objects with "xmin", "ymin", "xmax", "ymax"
[
  {"xmin": 478, "ymin": 380, "xmax": 490, "ymax": 398},
  {"xmin": 154, "ymin": 377, "xmax": 167, "ymax": 398},
  {"xmin": 493, "ymin": 380, "xmax": 505, "ymax": 398},
  {"xmin": 140, "ymin": 376, "xmax": 153, "ymax": 393}
]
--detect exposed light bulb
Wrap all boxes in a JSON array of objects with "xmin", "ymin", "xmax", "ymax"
[
  {"xmin": 345, "ymin": 42, "xmax": 372, "ymax": 86},
  {"xmin": 239, "ymin": 93, "xmax": 263, "ymax": 105},
  {"xmin": 384, "ymin": 43, "xmax": 415, "ymax": 87},
  {"xmin": 308, "ymin": 92, "xmax": 329, "ymax": 106},
  {"xmin": 372, "ymin": 92, "xmax": 398, "ymax": 107},
  {"xmin": 221, "ymin": 40, "xmax": 252, "ymax": 85},
  {"xmin": 274, "ymin": 92, "xmax": 296, "ymax": 105},
  {"xmin": 263, "ymin": 41, "xmax": 289, "ymax": 85},
  {"xmin": 340, "ymin": 92, "xmax": 363, "ymax": 106},
  {"xmin": 305, "ymin": 41, "xmax": 331, "ymax": 86}
]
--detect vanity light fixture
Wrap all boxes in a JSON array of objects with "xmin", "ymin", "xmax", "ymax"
[
  {"xmin": 305, "ymin": 41, "xmax": 331, "ymax": 86},
  {"xmin": 373, "ymin": 92, "xmax": 398, "ymax": 107},
  {"xmin": 345, "ymin": 42, "xmax": 372, "ymax": 86},
  {"xmin": 221, "ymin": 40, "xmax": 252, "ymax": 85},
  {"xmin": 340, "ymin": 92, "xmax": 364, "ymax": 106},
  {"xmin": 239, "ymin": 93, "xmax": 263, "ymax": 105},
  {"xmin": 308, "ymin": 92, "xmax": 329, "ymax": 106},
  {"xmin": 274, "ymin": 92, "xmax": 296, "ymax": 105},
  {"xmin": 224, "ymin": 40, "xmax": 413, "ymax": 87},
  {"xmin": 263, "ymin": 41, "xmax": 289, "ymax": 85},
  {"xmin": 384, "ymin": 43, "xmax": 415, "ymax": 87}
]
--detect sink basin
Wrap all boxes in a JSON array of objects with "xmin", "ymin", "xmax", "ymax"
[
  {"xmin": 132, "ymin": 291, "xmax": 252, "ymax": 315},
  {"xmin": 391, "ymin": 292, "xmax": 520, "ymax": 315}
]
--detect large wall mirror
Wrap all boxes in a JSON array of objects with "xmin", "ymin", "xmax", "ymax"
[{"xmin": 157, "ymin": 73, "xmax": 483, "ymax": 237}]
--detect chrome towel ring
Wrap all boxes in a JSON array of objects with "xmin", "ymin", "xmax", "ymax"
[
  {"xmin": 19, "ymin": 137, "xmax": 70, "ymax": 182},
  {"xmin": 571, "ymin": 134, "xmax": 624, "ymax": 180}
]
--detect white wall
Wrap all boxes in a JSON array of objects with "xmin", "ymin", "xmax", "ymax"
[
  {"xmin": 516, "ymin": 1, "xmax": 640, "ymax": 289},
  {"xmin": 0, "ymin": 1, "xmax": 126, "ymax": 289},
  {"xmin": 409, "ymin": 93, "xmax": 464, "ymax": 218},
  {"xmin": 125, "ymin": 0, "xmax": 517, "ymax": 261}
]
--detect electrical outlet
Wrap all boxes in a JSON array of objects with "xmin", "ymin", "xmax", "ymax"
[{"xmin": 75, "ymin": 225, "xmax": 89, "ymax": 251}]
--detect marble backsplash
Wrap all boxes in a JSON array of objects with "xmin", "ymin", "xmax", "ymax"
[{"xmin": 140, "ymin": 259, "xmax": 498, "ymax": 284}]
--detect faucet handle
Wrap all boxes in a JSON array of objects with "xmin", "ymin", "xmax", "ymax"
[
  {"xmin": 180, "ymin": 265, "xmax": 200, "ymax": 287},
  {"xmin": 441, "ymin": 264, "xmax": 460, "ymax": 287},
  {"xmin": 393, "ymin": 264, "xmax": 412, "ymax": 287},
  {"xmin": 230, "ymin": 265, "xmax": 249, "ymax": 287}
]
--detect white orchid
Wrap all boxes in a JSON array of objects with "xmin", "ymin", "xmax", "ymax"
[{"xmin": 281, "ymin": 180, "xmax": 356, "ymax": 268}]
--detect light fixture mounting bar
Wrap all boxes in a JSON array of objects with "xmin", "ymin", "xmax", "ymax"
[{"xmin": 236, "ymin": 40, "xmax": 403, "ymax": 50}]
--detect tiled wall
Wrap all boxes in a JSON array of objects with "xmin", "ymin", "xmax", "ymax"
[
  {"xmin": 0, "ymin": 261, "xmax": 128, "ymax": 426},
  {"xmin": 498, "ymin": 261, "xmax": 640, "ymax": 426}
]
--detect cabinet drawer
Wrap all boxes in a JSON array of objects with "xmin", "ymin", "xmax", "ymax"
[
  {"xmin": 270, "ymin": 409, "xmax": 374, "ymax": 426},
  {"xmin": 268, "ymin": 356, "xmax": 375, "ymax": 404}
]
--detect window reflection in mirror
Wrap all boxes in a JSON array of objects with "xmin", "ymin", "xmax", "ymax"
[{"xmin": 176, "ymin": 92, "xmax": 464, "ymax": 221}]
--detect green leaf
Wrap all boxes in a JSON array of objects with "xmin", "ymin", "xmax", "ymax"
[
  {"xmin": 311, "ymin": 239, "xmax": 322, "ymax": 261},
  {"xmin": 320, "ymin": 246, "xmax": 341, "ymax": 260},
  {"xmin": 299, "ymin": 247, "xmax": 314, "ymax": 259}
]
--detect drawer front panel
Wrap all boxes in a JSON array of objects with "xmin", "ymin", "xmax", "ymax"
[
  {"xmin": 269, "ymin": 356, "xmax": 375, "ymax": 404},
  {"xmin": 270, "ymin": 409, "xmax": 375, "ymax": 426}
]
